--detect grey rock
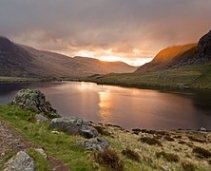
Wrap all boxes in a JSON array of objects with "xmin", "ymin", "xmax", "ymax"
[
  {"xmin": 35, "ymin": 114, "xmax": 48, "ymax": 122},
  {"xmin": 35, "ymin": 148, "xmax": 47, "ymax": 159},
  {"xmin": 50, "ymin": 117, "xmax": 83, "ymax": 134},
  {"xmin": 3, "ymin": 151, "xmax": 36, "ymax": 171},
  {"xmin": 199, "ymin": 127, "xmax": 207, "ymax": 132},
  {"xmin": 80, "ymin": 125, "xmax": 98, "ymax": 138},
  {"xmin": 78, "ymin": 137, "xmax": 109, "ymax": 151},
  {"xmin": 13, "ymin": 89, "xmax": 60, "ymax": 118},
  {"xmin": 50, "ymin": 117, "xmax": 98, "ymax": 138}
]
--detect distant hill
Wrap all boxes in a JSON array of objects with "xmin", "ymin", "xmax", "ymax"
[
  {"xmin": 135, "ymin": 30, "xmax": 211, "ymax": 73},
  {"xmin": 0, "ymin": 36, "xmax": 136, "ymax": 77}
]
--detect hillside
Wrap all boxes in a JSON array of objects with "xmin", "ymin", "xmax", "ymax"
[
  {"xmin": 83, "ymin": 30, "xmax": 211, "ymax": 90},
  {"xmin": 0, "ymin": 37, "xmax": 136, "ymax": 78},
  {"xmin": 136, "ymin": 30, "xmax": 211, "ymax": 73}
]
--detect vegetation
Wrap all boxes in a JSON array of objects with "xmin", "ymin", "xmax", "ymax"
[
  {"xmin": 94, "ymin": 149, "xmax": 124, "ymax": 171},
  {"xmin": 121, "ymin": 148, "xmax": 140, "ymax": 162},
  {"xmin": 0, "ymin": 104, "xmax": 211, "ymax": 170},
  {"xmin": 82, "ymin": 63, "xmax": 211, "ymax": 90},
  {"xmin": 27, "ymin": 149, "xmax": 49, "ymax": 171},
  {"xmin": 156, "ymin": 151, "xmax": 180, "ymax": 162},
  {"xmin": 181, "ymin": 161, "xmax": 196, "ymax": 171},
  {"xmin": 139, "ymin": 137, "xmax": 162, "ymax": 146},
  {"xmin": 192, "ymin": 146, "xmax": 211, "ymax": 158}
]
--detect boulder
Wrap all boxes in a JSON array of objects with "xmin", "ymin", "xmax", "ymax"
[
  {"xmin": 80, "ymin": 125, "xmax": 99, "ymax": 138},
  {"xmin": 35, "ymin": 114, "xmax": 48, "ymax": 122},
  {"xmin": 35, "ymin": 148, "xmax": 47, "ymax": 159},
  {"xmin": 13, "ymin": 89, "xmax": 60, "ymax": 118},
  {"xmin": 78, "ymin": 137, "xmax": 109, "ymax": 151},
  {"xmin": 3, "ymin": 151, "xmax": 36, "ymax": 171},
  {"xmin": 50, "ymin": 117, "xmax": 98, "ymax": 138}
]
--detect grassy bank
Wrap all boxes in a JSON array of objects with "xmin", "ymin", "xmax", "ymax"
[
  {"xmin": 0, "ymin": 104, "xmax": 211, "ymax": 170},
  {"xmin": 82, "ymin": 64, "xmax": 211, "ymax": 90}
]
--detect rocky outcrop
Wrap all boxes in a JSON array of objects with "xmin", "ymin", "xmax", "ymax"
[
  {"xmin": 3, "ymin": 151, "xmax": 36, "ymax": 171},
  {"xmin": 78, "ymin": 137, "xmax": 109, "ymax": 151},
  {"xmin": 13, "ymin": 89, "xmax": 60, "ymax": 118},
  {"xmin": 50, "ymin": 117, "xmax": 98, "ymax": 138}
]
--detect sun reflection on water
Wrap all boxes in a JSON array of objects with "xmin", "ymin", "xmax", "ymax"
[{"xmin": 98, "ymin": 91, "xmax": 113, "ymax": 123}]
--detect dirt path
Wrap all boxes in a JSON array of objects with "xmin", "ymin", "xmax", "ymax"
[{"xmin": 0, "ymin": 120, "xmax": 70, "ymax": 171}]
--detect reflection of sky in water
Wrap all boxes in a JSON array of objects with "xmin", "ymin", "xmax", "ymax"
[{"xmin": 1, "ymin": 81, "xmax": 211, "ymax": 130}]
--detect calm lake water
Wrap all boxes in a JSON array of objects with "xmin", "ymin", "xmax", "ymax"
[{"xmin": 0, "ymin": 81, "xmax": 211, "ymax": 130}]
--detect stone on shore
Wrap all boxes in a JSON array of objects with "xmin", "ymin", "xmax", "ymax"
[
  {"xmin": 3, "ymin": 151, "xmax": 36, "ymax": 171},
  {"xmin": 50, "ymin": 117, "xmax": 98, "ymax": 138},
  {"xmin": 13, "ymin": 89, "xmax": 60, "ymax": 118},
  {"xmin": 78, "ymin": 137, "xmax": 109, "ymax": 151}
]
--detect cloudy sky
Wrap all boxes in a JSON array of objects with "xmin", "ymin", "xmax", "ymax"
[{"xmin": 0, "ymin": 0, "xmax": 211, "ymax": 66}]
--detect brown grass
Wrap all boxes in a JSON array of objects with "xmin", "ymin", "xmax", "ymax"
[
  {"xmin": 139, "ymin": 137, "xmax": 162, "ymax": 146},
  {"xmin": 156, "ymin": 151, "xmax": 179, "ymax": 162},
  {"xmin": 122, "ymin": 148, "xmax": 140, "ymax": 162},
  {"xmin": 192, "ymin": 146, "xmax": 211, "ymax": 158},
  {"xmin": 95, "ymin": 149, "xmax": 124, "ymax": 171}
]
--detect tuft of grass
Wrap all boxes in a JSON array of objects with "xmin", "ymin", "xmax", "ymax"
[
  {"xmin": 163, "ymin": 135, "xmax": 174, "ymax": 141},
  {"xmin": 188, "ymin": 135, "xmax": 206, "ymax": 143},
  {"xmin": 27, "ymin": 149, "xmax": 49, "ymax": 171},
  {"xmin": 156, "ymin": 151, "xmax": 179, "ymax": 162},
  {"xmin": 94, "ymin": 149, "xmax": 124, "ymax": 171},
  {"xmin": 192, "ymin": 146, "xmax": 211, "ymax": 158},
  {"xmin": 181, "ymin": 161, "xmax": 196, "ymax": 171},
  {"xmin": 139, "ymin": 137, "xmax": 162, "ymax": 146},
  {"xmin": 93, "ymin": 125, "xmax": 111, "ymax": 136},
  {"xmin": 122, "ymin": 148, "xmax": 140, "ymax": 162}
]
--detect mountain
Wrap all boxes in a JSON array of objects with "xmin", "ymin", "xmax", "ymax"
[
  {"xmin": 0, "ymin": 36, "xmax": 136, "ymax": 77},
  {"xmin": 135, "ymin": 30, "xmax": 211, "ymax": 73}
]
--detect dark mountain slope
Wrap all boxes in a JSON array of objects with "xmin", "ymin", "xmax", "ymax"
[
  {"xmin": 135, "ymin": 29, "xmax": 211, "ymax": 73},
  {"xmin": 0, "ymin": 37, "xmax": 136, "ymax": 77},
  {"xmin": 0, "ymin": 37, "xmax": 47, "ymax": 77}
]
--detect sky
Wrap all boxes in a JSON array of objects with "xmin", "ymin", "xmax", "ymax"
[{"xmin": 0, "ymin": 0, "xmax": 211, "ymax": 66}]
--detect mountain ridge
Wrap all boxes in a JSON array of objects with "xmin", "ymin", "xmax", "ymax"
[
  {"xmin": 0, "ymin": 36, "xmax": 136, "ymax": 78},
  {"xmin": 135, "ymin": 29, "xmax": 211, "ymax": 73}
]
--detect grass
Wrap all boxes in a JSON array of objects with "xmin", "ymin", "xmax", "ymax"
[
  {"xmin": 27, "ymin": 149, "xmax": 49, "ymax": 171},
  {"xmin": 156, "ymin": 151, "xmax": 180, "ymax": 162},
  {"xmin": 95, "ymin": 149, "xmax": 124, "ymax": 171},
  {"xmin": 82, "ymin": 63, "xmax": 211, "ymax": 90},
  {"xmin": 192, "ymin": 146, "xmax": 211, "ymax": 159},
  {"xmin": 0, "ymin": 104, "xmax": 211, "ymax": 170},
  {"xmin": 121, "ymin": 148, "xmax": 140, "ymax": 162},
  {"xmin": 139, "ymin": 137, "xmax": 162, "ymax": 146}
]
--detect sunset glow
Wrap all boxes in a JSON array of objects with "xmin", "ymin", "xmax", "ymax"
[{"xmin": 1, "ymin": 0, "xmax": 211, "ymax": 66}]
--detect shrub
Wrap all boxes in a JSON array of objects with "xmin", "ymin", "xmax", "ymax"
[
  {"xmin": 163, "ymin": 135, "xmax": 174, "ymax": 142},
  {"xmin": 122, "ymin": 148, "xmax": 140, "ymax": 162},
  {"xmin": 192, "ymin": 146, "xmax": 211, "ymax": 158},
  {"xmin": 156, "ymin": 151, "xmax": 179, "ymax": 162},
  {"xmin": 95, "ymin": 149, "xmax": 123, "ymax": 171},
  {"xmin": 139, "ymin": 137, "xmax": 162, "ymax": 146},
  {"xmin": 93, "ymin": 125, "xmax": 111, "ymax": 136},
  {"xmin": 188, "ymin": 135, "xmax": 206, "ymax": 143},
  {"xmin": 181, "ymin": 161, "xmax": 196, "ymax": 171}
]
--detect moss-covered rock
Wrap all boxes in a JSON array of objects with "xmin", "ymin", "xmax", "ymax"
[{"xmin": 13, "ymin": 89, "xmax": 60, "ymax": 118}]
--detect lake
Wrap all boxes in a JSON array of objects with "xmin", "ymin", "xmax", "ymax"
[{"xmin": 0, "ymin": 81, "xmax": 211, "ymax": 130}]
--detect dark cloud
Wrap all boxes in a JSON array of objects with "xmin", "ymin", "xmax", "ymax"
[{"xmin": 0, "ymin": 0, "xmax": 211, "ymax": 65}]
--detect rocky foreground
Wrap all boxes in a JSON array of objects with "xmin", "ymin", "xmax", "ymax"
[{"xmin": 0, "ymin": 89, "xmax": 211, "ymax": 171}]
